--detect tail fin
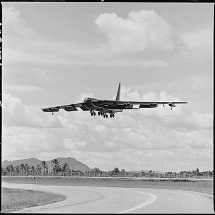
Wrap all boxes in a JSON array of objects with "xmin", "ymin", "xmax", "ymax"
[{"xmin": 116, "ymin": 83, "xmax": 121, "ymax": 101}]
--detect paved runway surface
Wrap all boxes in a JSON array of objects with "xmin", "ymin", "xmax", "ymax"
[{"xmin": 3, "ymin": 182, "xmax": 213, "ymax": 213}]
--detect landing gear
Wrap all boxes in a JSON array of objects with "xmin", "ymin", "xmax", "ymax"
[
  {"xmin": 103, "ymin": 114, "xmax": 108, "ymax": 118},
  {"xmin": 90, "ymin": 110, "xmax": 96, "ymax": 116},
  {"xmin": 91, "ymin": 110, "xmax": 115, "ymax": 118},
  {"xmin": 98, "ymin": 111, "xmax": 104, "ymax": 116},
  {"xmin": 102, "ymin": 113, "xmax": 114, "ymax": 118}
]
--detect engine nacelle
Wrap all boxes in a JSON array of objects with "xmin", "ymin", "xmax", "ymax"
[
  {"xmin": 42, "ymin": 107, "xmax": 59, "ymax": 112},
  {"xmin": 123, "ymin": 103, "xmax": 133, "ymax": 109},
  {"xmin": 169, "ymin": 102, "xmax": 176, "ymax": 107},
  {"xmin": 64, "ymin": 105, "xmax": 78, "ymax": 111},
  {"xmin": 139, "ymin": 103, "xmax": 158, "ymax": 108}
]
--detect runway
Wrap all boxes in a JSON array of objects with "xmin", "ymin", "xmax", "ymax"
[{"xmin": 3, "ymin": 182, "xmax": 213, "ymax": 213}]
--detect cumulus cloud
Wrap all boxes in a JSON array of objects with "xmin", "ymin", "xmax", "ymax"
[
  {"xmin": 180, "ymin": 28, "xmax": 213, "ymax": 60},
  {"xmin": 2, "ymin": 127, "xmax": 67, "ymax": 160},
  {"xmin": 2, "ymin": 91, "xmax": 62, "ymax": 128},
  {"xmin": 95, "ymin": 9, "xmax": 176, "ymax": 54},
  {"xmin": 164, "ymin": 111, "xmax": 213, "ymax": 131},
  {"xmin": 3, "ymin": 5, "xmax": 170, "ymax": 68},
  {"xmin": 181, "ymin": 29, "xmax": 213, "ymax": 49},
  {"xmin": 3, "ymin": 5, "xmax": 102, "ymax": 65},
  {"xmin": 3, "ymin": 5, "xmax": 36, "ymax": 37},
  {"xmin": 54, "ymin": 88, "xmax": 212, "ymax": 155}
]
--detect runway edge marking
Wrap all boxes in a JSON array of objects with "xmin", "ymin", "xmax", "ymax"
[{"xmin": 118, "ymin": 191, "xmax": 157, "ymax": 213}]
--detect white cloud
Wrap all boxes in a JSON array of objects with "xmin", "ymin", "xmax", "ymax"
[
  {"xmin": 2, "ymin": 5, "xmax": 35, "ymax": 37},
  {"xmin": 95, "ymin": 9, "xmax": 175, "ymax": 54},
  {"xmin": 2, "ymin": 91, "xmax": 62, "ymax": 128},
  {"xmin": 180, "ymin": 29, "xmax": 213, "ymax": 60},
  {"xmin": 2, "ymin": 126, "xmax": 67, "ymax": 161},
  {"xmin": 64, "ymin": 139, "xmax": 86, "ymax": 151},
  {"xmin": 3, "ymin": 6, "xmax": 170, "ymax": 68},
  {"xmin": 181, "ymin": 29, "xmax": 213, "ymax": 49},
  {"xmin": 164, "ymin": 112, "xmax": 213, "ymax": 132},
  {"xmin": 55, "ymin": 88, "xmax": 212, "ymax": 154}
]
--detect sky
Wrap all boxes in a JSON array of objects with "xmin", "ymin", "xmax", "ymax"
[{"xmin": 2, "ymin": 2, "xmax": 213, "ymax": 172}]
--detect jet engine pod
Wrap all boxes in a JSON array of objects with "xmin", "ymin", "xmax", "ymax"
[
  {"xmin": 169, "ymin": 102, "xmax": 176, "ymax": 107},
  {"xmin": 42, "ymin": 107, "xmax": 59, "ymax": 112},
  {"xmin": 64, "ymin": 105, "xmax": 78, "ymax": 111},
  {"xmin": 139, "ymin": 103, "xmax": 158, "ymax": 108},
  {"xmin": 124, "ymin": 103, "xmax": 133, "ymax": 109}
]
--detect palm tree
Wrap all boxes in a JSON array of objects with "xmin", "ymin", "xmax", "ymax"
[
  {"xmin": 31, "ymin": 165, "xmax": 35, "ymax": 175},
  {"xmin": 36, "ymin": 164, "xmax": 42, "ymax": 175},
  {"xmin": 51, "ymin": 159, "xmax": 61, "ymax": 176},
  {"xmin": 91, "ymin": 168, "xmax": 100, "ymax": 177},
  {"xmin": 6, "ymin": 165, "xmax": 14, "ymax": 176},
  {"xmin": 41, "ymin": 161, "xmax": 48, "ymax": 176},
  {"xmin": 62, "ymin": 163, "xmax": 71, "ymax": 176},
  {"xmin": 1, "ymin": 167, "xmax": 6, "ymax": 176},
  {"xmin": 14, "ymin": 166, "xmax": 20, "ymax": 176},
  {"xmin": 24, "ymin": 164, "xmax": 29, "ymax": 176},
  {"xmin": 19, "ymin": 164, "xmax": 25, "ymax": 176},
  {"xmin": 112, "ymin": 167, "xmax": 120, "ymax": 176}
]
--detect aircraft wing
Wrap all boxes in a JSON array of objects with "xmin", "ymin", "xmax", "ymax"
[
  {"xmin": 41, "ymin": 102, "xmax": 84, "ymax": 113},
  {"xmin": 129, "ymin": 101, "xmax": 187, "ymax": 105},
  {"xmin": 96, "ymin": 100, "xmax": 187, "ymax": 109}
]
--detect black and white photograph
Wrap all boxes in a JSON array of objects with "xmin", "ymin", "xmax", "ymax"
[{"xmin": 2, "ymin": 2, "xmax": 213, "ymax": 213}]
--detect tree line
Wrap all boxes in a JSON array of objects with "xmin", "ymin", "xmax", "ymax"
[
  {"xmin": 2, "ymin": 159, "xmax": 72, "ymax": 176},
  {"xmin": 2, "ymin": 160, "xmax": 213, "ymax": 178},
  {"xmin": 1, "ymin": 159, "xmax": 125, "ymax": 177}
]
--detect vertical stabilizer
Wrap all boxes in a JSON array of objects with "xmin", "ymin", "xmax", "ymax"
[{"xmin": 116, "ymin": 83, "xmax": 121, "ymax": 101}]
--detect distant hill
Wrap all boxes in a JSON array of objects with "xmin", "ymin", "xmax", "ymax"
[
  {"xmin": 2, "ymin": 158, "xmax": 41, "ymax": 169},
  {"xmin": 2, "ymin": 157, "xmax": 91, "ymax": 172},
  {"xmin": 47, "ymin": 157, "xmax": 91, "ymax": 172}
]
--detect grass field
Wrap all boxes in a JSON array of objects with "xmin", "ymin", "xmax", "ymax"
[
  {"xmin": 2, "ymin": 176, "xmax": 213, "ymax": 194},
  {"xmin": 1, "ymin": 187, "xmax": 66, "ymax": 213}
]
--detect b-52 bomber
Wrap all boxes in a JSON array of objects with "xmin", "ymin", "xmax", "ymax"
[{"xmin": 42, "ymin": 83, "xmax": 187, "ymax": 118}]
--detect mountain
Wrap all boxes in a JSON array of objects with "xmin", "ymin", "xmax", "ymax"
[
  {"xmin": 51, "ymin": 157, "xmax": 91, "ymax": 172},
  {"xmin": 2, "ymin": 157, "xmax": 91, "ymax": 172},
  {"xmin": 2, "ymin": 158, "xmax": 41, "ymax": 168}
]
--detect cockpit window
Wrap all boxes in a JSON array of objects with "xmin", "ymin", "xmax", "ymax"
[
  {"xmin": 84, "ymin": 97, "xmax": 98, "ymax": 102},
  {"xmin": 84, "ymin": 97, "xmax": 91, "ymax": 102}
]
